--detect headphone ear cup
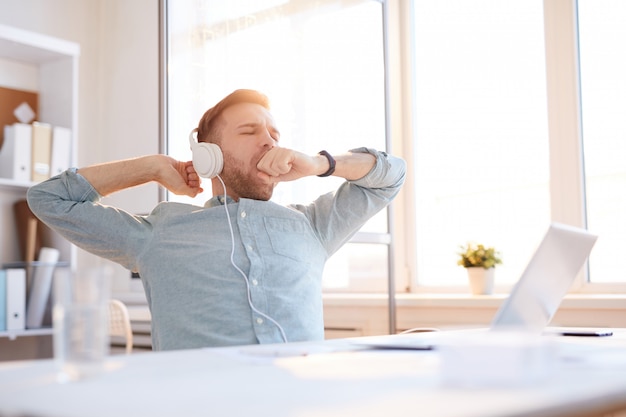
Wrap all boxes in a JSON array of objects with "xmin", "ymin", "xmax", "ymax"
[{"xmin": 191, "ymin": 142, "xmax": 224, "ymax": 179}]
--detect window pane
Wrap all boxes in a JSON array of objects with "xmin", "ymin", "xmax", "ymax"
[
  {"xmin": 166, "ymin": 0, "xmax": 388, "ymax": 290},
  {"xmin": 323, "ymin": 243, "xmax": 389, "ymax": 293},
  {"xmin": 578, "ymin": 0, "xmax": 626, "ymax": 284},
  {"xmin": 412, "ymin": 0, "xmax": 550, "ymax": 287}
]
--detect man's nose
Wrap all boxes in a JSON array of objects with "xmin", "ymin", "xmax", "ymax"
[{"xmin": 260, "ymin": 130, "xmax": 277, "ymax": 148}]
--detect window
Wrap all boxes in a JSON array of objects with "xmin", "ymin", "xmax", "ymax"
[
  {"xmin": 163, "ymin": 0, "xmax": 626, "ymax": 295},
  {"xmin": 163, "ymin": 0, "xmax": 391, "ymax": 292},
  {"xmin": 410, "ymin": 0, "xmax": 550, "ymax": 289},
  {"xmin": 578, "ymin": 0, "xmax": 626, "ymax": 285}
]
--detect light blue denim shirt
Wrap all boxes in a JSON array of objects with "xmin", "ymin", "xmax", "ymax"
[{"xmin": 27, "ymin": 148, "xmax": 405, "ymax": 351}]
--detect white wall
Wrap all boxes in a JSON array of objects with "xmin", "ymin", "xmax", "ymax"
[{"xmin": 0, "ymin": 0, "xmax": 160, "ymax": 292}]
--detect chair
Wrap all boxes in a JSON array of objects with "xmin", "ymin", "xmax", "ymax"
[{"xmin": 108, "ymin": 299, "xmax": 133, "ymax": 354}]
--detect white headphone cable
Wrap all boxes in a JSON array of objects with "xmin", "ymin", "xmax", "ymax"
[{"xmin": 216, "ymin": 175, "xmax": 288, "ymax": 343}]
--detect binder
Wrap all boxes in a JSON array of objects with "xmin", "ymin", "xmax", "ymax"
[
  {"xmin": 26, "ymin": 247, "xmax": 59, "ymax": 329},
  {"xmin": 0, "ymin": 123, "xmax": 32, "ymax": 182},
  {"xmin": 6, "ymin": 268, "xmax": 26, "ymax": 331},
  {"xmin": 13, "ymin": 199, "xmax": 42, "ymax": 263},
  {"xmin": 31, "ymin": 121, "xmax": 52, "ymax": 182},
  {"xmin": 50, "ymin": 126, "xmax": 72, "ymax": 176},
  {"xmin": 0, "ymin": 270, "xmax": 6, "ymax": 332}
]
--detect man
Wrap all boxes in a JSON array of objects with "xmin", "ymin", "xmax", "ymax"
[{"xmin": 28, "ymin": 89, "xmax": 406, "ymax": 351}]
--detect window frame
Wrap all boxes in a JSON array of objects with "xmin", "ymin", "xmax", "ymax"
[
  {"xmin": 159, "ymin": 0, "xmax": 626, "ymax": 297},
  {"xmin": 393, "ymin": 0, "xmax": 626, "ymax": 294},
  {"xmin": 159, "ymin": 0, "xmax": 399, "ymax": 297}
]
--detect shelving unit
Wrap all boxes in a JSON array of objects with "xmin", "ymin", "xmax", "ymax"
[
  {"xmin": 0, "ymin": 24, "xmax": 79, "ymax": 357},
  {"xmin": 0, "ymin": 178, "xmax": 36, "ymax": 190},
  {"xmin": 0, "ymin": 328, "xmax": 54, "ymax": 341}
]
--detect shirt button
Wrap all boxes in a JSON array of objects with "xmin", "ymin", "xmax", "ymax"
[
  {"xmin": 240, "ymin": 211, "xmax": 247, "ymax": 218},
  {"xmin": 256, "ymin": 317, "xmax": 264, "ymax": 324},
  {"xmin": 251, "ymin": 279, "xmax": 258, "ymax": 286}
]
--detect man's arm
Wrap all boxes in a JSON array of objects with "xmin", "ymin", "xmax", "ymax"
[
  {"xmin": 256, "ymin": 148, "xmax": 376, "ymax": 184},
  {"xmin": 78, "ymin": 155, "xmax": 203, "ymax": 197},
  {"xmin": 296, "ymin": 147, "xmax": 406, "ymax": 257},
  {"xmin": 27, "ymin": 155, "xmax": 204, "ymax": 270},
  {"xmin": 331, "ymin": 152, "xmax": 376, "ymax": 181}
]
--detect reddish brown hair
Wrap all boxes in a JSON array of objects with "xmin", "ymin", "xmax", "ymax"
[{"xmin": 196, "ymin": 89, "xmax": 270, "ymax": 144}]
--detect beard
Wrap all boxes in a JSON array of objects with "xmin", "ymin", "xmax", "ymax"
[{"xmin": 220, "ymin": 152, "xmax": 276, "ymax": 201}]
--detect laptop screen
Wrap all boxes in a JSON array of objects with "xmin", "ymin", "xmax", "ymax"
[{"xmin": 490, "ymin": 223, "xmax": 598, "ymax": 333}]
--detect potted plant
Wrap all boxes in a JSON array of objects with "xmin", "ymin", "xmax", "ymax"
[{"xmin": 457, "ymin": 243, "xmax": 502, "ymax": 295}]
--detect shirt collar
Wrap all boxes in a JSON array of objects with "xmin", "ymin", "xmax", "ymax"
[{"xmin": 204, "ymin": 195, "xmax": 236, "ymax": 208}]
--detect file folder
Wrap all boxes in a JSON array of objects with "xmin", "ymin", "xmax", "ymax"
[
  {"xmin": 50, "ymin": 126, "xmax": 72, "ymax": 176},
  {"xmin": 0, "ymin": 123, "xmax": 32, "ymax": 182},
  {"xmin": 6, "ymin": 268, "xmax": 26, "ymax": 331},
  {"xmin": 0, "ymin": 270, "xmax": 6, "ymax": 332},
  {"xmin": 26, "ymin": 248, "xmax": 59, "ymax": 329},
  {"xmin": 31, "ymin": 122, "xmax": 52, "ymax": 182}
]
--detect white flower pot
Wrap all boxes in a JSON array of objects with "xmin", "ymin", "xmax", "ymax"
[{"xmin": 466, "ymin": 267, "xmax": 495, "ymax": 295}]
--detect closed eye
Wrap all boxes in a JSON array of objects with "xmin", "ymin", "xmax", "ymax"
[{"xmin": 236, "ymin": 123, "xmax": 280, "ymax": 141}]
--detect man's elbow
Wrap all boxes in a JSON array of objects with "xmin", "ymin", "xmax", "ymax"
[{"xmin": 26, "ymin": 185, "xmax": 50, "ymax": 221}]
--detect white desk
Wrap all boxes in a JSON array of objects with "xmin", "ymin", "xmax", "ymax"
[{"xmin": 1, "ymin": 330, "xmax": 626, "ymax": 417}]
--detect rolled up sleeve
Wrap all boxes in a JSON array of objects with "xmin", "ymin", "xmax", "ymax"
[
  {"xmin": 27, "ymin": 168, "xmax": 150, "ymax": 270},
  {"xmin": 298, "ymin": 148, "xmax": 406, "ymax": 256}
]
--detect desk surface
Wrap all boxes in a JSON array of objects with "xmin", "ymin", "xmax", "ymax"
[{"xmin": 1, "ymin": 330, "xmax": 626, "ymax": 417}]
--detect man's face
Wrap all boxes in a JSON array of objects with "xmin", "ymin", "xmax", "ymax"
[{"xmin": 216, "ymin": 102, "xmax": 280, "ymax": 201}]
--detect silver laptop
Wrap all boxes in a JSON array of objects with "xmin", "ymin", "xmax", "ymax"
[
  {"xmin": 354, "ymin": 222, "xmax": 599, "ymax": 350},
  {"xmin": 490, "ymin": 222, "xmax": 597, "ymax": 332}
]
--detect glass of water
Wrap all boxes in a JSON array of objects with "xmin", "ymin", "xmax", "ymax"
[{"xmin": 53, "ymin": 267, "xmax": 110, "ymax": 382}]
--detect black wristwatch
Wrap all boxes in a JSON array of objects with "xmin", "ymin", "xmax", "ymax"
[{"xmin": 317, "ymin": 150, "xmax": 336, "ymax": 177}]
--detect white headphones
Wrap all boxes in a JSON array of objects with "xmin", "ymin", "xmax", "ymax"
[
  {"xmin": 189, "ymin": 128, "xmax": 287, "ymax": 342},
  {"xmin": 189, "ymin": 128, "xmax": 224, "ymax": 178}
]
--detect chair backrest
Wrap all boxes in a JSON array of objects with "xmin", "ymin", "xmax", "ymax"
[{"xmin": 108, "ymin": 299, "xmax": 133, "ymax": 354}]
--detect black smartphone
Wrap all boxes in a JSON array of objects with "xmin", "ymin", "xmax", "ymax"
[{"xmin": 552, "ymin": 328, "xmax": 614, "ymax": 337}]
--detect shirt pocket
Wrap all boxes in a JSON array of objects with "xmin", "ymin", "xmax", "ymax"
[{"xmin": 264, "ymin": 216, "xmax": 316, "ymax": 263}]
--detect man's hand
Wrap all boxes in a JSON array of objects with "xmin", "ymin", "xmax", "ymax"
[
  {"xmin": 78, "ymin": 155, "xmax": 203, "ymax": 198},
  {"xmin": 160, "ymin": 158, "xmax": 204, "ymax": 197},
  {"xmin": 256, "ymin": 148, "xmax": 327, "ymax": 183},
  {"xmin": 256, "ymin": 147, "xmax": 376, "ymax": 184}
]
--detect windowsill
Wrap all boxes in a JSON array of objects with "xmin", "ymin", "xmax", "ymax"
[
  {"xmin": 322, "ymin": 292, "xmax": 626, "ymax": 310},
  {"xmin": 322, "ymin": 293, "xmax": 626, "ymax": 333}
]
